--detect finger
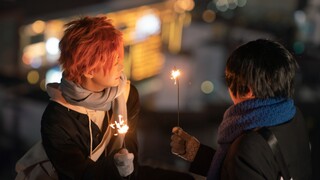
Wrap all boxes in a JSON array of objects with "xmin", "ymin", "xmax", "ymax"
[
  {"xmin": 171, "ymin": 149, "xmax": 185, "ymax": 155},
  {"xmin": 118, "ymin": 148, "xmax": 129, "ymax": 154},
  {"xmin": 172, "ymin": 127, "xmax": 190, "ymax": 140},
  {"xmin": 115, "ymin": 161, "xmax": 125, "ymax": 166},
  {"xmin": 177, "ymin": 129, "xmax": 191, "ymax": 141},
  {"xmin": 171, "ymin": 134, "xmax": 185, "ymax": 144},
  {"xmin": 114, "ymin": 153, "xmax": 134, "ymax": 163},
  {"xmin": 170, "ymin": 141, "xmax": 186, "ymax": 154},
  {"xmin": 126, "ymin": 153, "xmax": 134, "ymax": 160},
  {"xmin": 172, "ymin": 126, "xmax": 182, "ymax": 133},
  {"xmin": 121, "ymin": 153, "xmax": 134, "ymax": 165},
  {"xmin": 170, "ymin": 141, "xmax": 185, "ymax": 150},
  {"xmin": 171, "ymin": 145, "xmax": 186, "ymax": 155}
]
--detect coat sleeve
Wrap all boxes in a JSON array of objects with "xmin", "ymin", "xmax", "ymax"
[
  {"xmin": 220, "ymin": 132, "xmax": 279, "ymax": 180},
  {"xmin": 189, "ymin": 144, "xmax": 215, "ymax": 176}
]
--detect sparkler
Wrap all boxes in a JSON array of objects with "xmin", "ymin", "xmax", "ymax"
[
  {"xmin": 171, "ymin": 66, "xmax": 181, "ymax": 127},
  {"xmin": 110, "ymin": 115, "xmax": 129, "ymax": 148}
]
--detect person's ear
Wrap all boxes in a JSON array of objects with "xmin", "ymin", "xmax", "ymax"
[
  {"xmin": 83, "ymin": 71, "xmax": 94, "ymax": 79},
  {"xmin": 244, "ymin": 87, "xmax": 254, "ymax": 98}
]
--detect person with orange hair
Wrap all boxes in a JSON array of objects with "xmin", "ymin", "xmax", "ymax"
[
  {"xmin": 42, "ymin": 16, "xmax": 137, "ymax": 179},
  {"xmin": 24, "ymin": 16, "xmax": 194, "ymax": 180}
]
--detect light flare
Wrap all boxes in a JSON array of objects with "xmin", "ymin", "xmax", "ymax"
[
  {"xmin": 171, "ymin": 67, "xmax": 181, "ymax": 84},
  {"xmin": 110, "ymin": 115, "xmax": 129, "ymax": 136}
]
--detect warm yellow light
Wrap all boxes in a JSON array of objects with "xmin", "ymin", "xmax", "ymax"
[
  {"xmin": 32, "ymin": 20, "xmax": 46, "ymax": 34},
  {"xmin": 110, "ymin": 115, "xmax": 129, "ymax": 136},
  {"xmin": 23, "ymin": 42, "xmax": 46, "ymax": 58},
  {"xmin": 202, "ymin": 10, "xmax": 216, "ymax": 23},
  {"xmin": 22, "ymin": 53, "xmax": 32, "ymax": 65},
  {"xmin": 27, "ymin": 70, "xmax": 40, "ymax": 84},
  {"xmin": 171, "ymin": 68, "xmax": 181, "ymax": 85},
  {"xmin": 174, "ymin": 0, "xmax": 195, "ymax": 13},
  {"xmin": 40, "ymin": 79, "xmax": 46, "ymax": 91}
]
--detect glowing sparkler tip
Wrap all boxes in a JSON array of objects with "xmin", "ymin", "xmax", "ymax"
[{"xmin": 171, "ymin": 67, "xmax": 181, "ymax": 84}]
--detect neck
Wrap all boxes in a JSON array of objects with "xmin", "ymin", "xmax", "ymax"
[{"xmin": 81, "ymin": 78, "xmax": 104, "ymax": 92}]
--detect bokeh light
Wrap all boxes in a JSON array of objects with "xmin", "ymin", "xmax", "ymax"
[
  {"xmin": 201, "ymin": 80, "xmax": 214, "ymax": 94},
  {"xmin": 27, "ymin": 70, "xmax": 40, "ymax": 84},
  {"xmin": 31, "ymin": 20, "xmax": 46, "ymax": 34}
]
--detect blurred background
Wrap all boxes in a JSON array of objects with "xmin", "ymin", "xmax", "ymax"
[{"xmin": 0, "ymin": 0, "xmax": 319, "ymax": 179}]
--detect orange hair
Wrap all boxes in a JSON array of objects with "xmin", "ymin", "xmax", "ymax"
[{"xmin": 59, "ymin": 16, "xmax": 123, "ymax": 84}]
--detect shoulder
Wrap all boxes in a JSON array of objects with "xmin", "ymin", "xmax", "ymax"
[
  {"xmin": 43, "ymin": 101, "xmax": 76, "ymax": 117},
  {"xmin": 127, "ymin": 84, "xmax": 140, "ymax": 104},
  {"xmin": 41, "ymin": 101, "xmax": 90, "ymax": 142},
  {"xmin": 42, "ymin": 101, "xmax": 68, "ymax": 120},
  {"xmin": 228, "ymin": 131, "xmax": 269, "ymax": 159},
  {"xmin": 42, "ymin": 101, "xmax": 85, "ymax": 127},
  {"xmin": 129, "ymin": 84, "xmax": 138, "ymax": 97},
  {"xmin": 222, "ymin": 131, "xmax": 278, "ymax": 179}
]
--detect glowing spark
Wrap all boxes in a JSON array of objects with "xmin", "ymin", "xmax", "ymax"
[
  {"xmin": 170, "ymin": 66, "xmax": 181, "ymax": 127},
  {"xmin": 110, "ymin": 115, "xmax": 129, "ymax": 136},
  {"xmin": 171, "ymin": 68, "xmax": 181, "ymax": 85}
]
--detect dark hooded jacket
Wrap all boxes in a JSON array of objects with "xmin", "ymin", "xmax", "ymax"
[
  {"xmin": 190, "ymin": 108, "xmax": 312, "ymax": 180},
  {"xmin": 41, "ymin": 85, "xmax": 140, "ymax": 180}
]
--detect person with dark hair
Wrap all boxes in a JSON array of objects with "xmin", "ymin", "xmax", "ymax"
[
  {"xmin": 16, "ymin": 16, "xmax": 194, "ymax": 180},
  {"xmin": 171, "ymin": 39, "xmax": 312, "ymax": 179}
]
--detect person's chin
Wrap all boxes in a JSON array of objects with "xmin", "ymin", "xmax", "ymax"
[{"xmin": 112, "ymin": 81, "xmax": 120, "ymax": 87}]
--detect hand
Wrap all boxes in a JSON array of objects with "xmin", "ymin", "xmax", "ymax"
[
  {"xmin": 114, "ymin": 148, "xmax": 134, "ymax": 177},
  {"xmin": 170, "ymin": 127, "xmax": 200, "ymax": 162}
]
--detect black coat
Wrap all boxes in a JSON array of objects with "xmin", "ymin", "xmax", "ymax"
[
  {"xmin": 190, "ymin": 108, "xmax": 312, "ymax": 180},
  {"xmin": 41, "ymin": 85, "xmax": 140, "ymax": 180}
]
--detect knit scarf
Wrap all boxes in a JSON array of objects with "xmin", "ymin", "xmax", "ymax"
[
  {"xmin": 47, "ymin": 72, "xmax": 128, "ymax": 122},
  {"xmin": 61, "ymin": 73, "xmax": 126, "ymax": 109},
  {"xmin": 206, "ymin": 98, "xmax": 296, "ymax": 180}
]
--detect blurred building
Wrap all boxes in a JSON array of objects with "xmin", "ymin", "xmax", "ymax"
[{"xmin": 10, "ymin": 0, "xmax": 194, "ymax": 95}]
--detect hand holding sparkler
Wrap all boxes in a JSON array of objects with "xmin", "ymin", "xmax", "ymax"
[
  {"xmin": 171, "ymin": 66, "xmax": 181, "ymax": 127},
  {"xmin": 170, "ymin": 126, "xmax": 200, "ymax": 162},
  {"xmin": 114, "ymin": 148, "xmax": 134, "ymax": 177},
  {"xmin": 111, "ymin": 115, "xmax": 134, "ymax": 177}
]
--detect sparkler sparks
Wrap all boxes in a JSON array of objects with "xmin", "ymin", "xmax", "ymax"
[
  {"xmin": 171, "ymin": 68, "xmax": 181, "ymax": 85},
  {"xmin": 171, "ymin": 66, "xmax": 181, "ymax": 127},
  {"xmin": 110, "ymin": 115, "xmax": 129, "ymax": 136}
]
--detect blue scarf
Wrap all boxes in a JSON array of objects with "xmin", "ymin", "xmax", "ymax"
[{"xmin": 207, "ymin": 98, "xmax": 296, "ymax": 180}]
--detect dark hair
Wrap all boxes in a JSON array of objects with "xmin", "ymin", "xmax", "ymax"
[{"xmin": 225, "ymin": 39, "xmax": 298, "ymax": 98}]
